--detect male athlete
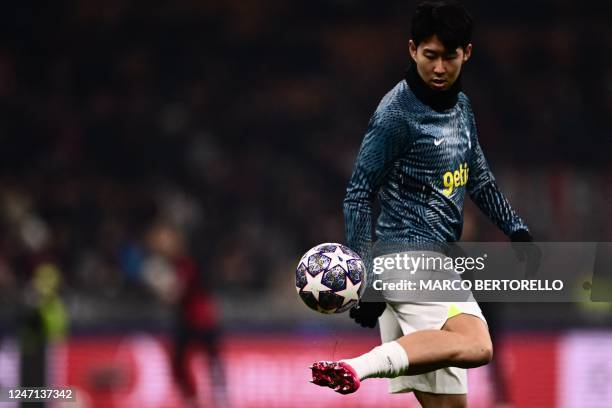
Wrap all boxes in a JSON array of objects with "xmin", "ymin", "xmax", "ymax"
[{"xmin": 310, "ymin": 1, "xmax": 534, "ymax": 407}]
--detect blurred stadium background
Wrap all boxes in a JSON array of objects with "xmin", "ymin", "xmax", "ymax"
[{"xmin": 0, "ymin": 0, "xmax": 611, "ymax": 407}]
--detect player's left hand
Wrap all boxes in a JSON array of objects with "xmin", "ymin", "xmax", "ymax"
[
  {"xmin": 349, "ymin": 301, "xmax": 386, "ymax": 328},
  {"xmin": 510, "ymin": 230, "xmax": 542, "ymax": 278}
]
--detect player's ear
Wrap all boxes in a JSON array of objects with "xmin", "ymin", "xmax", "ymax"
[
  {"xmin": 408, "ymin": 40, "xmax": 418, "ymax": 61},
  {"xmin": 462, "ymin": 43, "xmax": 472, "ymax": 62}
]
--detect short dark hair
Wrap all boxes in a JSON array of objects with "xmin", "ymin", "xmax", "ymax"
[{"xmin": 411, "ymin": 0, "xmax": 473, "ymax": 50}]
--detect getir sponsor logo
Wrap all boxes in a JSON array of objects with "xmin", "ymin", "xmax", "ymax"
[{"xmin": 442, "ymin": 162, "xmax": 469, "ymax": 196}]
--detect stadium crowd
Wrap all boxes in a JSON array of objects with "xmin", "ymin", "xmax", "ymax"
[{"xmin": 0, "ymin": 0, "xmax": 610, "ymax": 328}]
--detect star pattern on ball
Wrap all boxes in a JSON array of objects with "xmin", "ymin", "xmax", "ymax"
[
  {"xmin": 316, "ymin": 304, "xmax": 336, "ymax": 314},
  {"xmin": 335, "ymin": 277, "xmax": 362, "ymax": 306},
  {"xmin": 301, "ymin": 270, "xmax": 332, "ymax": 301},
  {"xmin": 300, "ymin": 245, "xmax": 323, "ymax": 266},
  {"xmin": 321, "ymin": 245, "xmax": 354, "ymax": 272}
]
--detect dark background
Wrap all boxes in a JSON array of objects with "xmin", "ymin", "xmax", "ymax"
[
  {"xmin": 0, "ymin": 0, "xmax": 610, "ymax": 321},
  {"xmin": 0, "ymin": 1, "xmax": 610, "ymax": 406}
]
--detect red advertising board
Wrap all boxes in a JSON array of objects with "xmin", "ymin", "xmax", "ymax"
[{"xmin": 35, "ymin": 332, "xmax": 566, "ymax": 407}]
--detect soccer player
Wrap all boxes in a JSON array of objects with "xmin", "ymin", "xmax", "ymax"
[{"xmin": 310, "ymin": 1, "xmax": 535, "ymax": 407}]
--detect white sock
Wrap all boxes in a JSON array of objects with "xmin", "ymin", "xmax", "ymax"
[{"xmin": 340, "ymin": 340, "xmax": 409, "ymax": 380}]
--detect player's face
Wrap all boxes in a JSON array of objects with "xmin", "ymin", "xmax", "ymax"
[{"xmin": 409, "ymin": 35, "xmax": 472, "ymax": 91}]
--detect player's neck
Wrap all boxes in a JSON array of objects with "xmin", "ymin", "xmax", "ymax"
[{"xmin": 405, "ymin": 65, "xmax": 462, "ymax": 112}]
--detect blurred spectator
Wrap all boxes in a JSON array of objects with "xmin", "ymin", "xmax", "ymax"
[{"xmin": 144, "ymin": 222, "xmax": 227, "ymax": 407}]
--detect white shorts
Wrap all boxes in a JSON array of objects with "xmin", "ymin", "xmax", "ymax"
[{"xmin": 378, "ymin": 300, "xmax": 487, "ymax": 395}]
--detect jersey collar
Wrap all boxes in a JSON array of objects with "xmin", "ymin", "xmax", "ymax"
[{"xmin": 405, "ymin": 64, "xmax": 462, "ymax": 112}]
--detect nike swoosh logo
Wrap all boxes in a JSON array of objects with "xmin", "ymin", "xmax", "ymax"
[{"xmin": 434, "ymin": 139, "xmax": 443, "ymax": 146}]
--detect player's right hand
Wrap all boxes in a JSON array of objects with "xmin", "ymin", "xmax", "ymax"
[{"xmin": 349, "ymin": 301, "xmax": 386, "ymax": 328}]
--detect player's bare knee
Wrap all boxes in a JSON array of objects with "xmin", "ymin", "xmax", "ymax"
[
  {"xmin": 478, "ymin": 340, "xmax": 493, "ymax": 365},
  {"xmin": 470, "ymin": 337, "xmax": 493, "ymax": 367},
  {"xmin": 455, "ymin": 336, "xmax": 492, "ymax": 367}
]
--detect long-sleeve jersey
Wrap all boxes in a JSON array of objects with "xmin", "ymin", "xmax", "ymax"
[{"xmin": 343, "ymin": 79, "xmax": 529, "ymax": 276}]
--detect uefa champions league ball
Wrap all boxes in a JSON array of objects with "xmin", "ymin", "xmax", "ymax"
[{"xmin": 295, "ymin": 243, "xmax": 365, "ymax": 314}]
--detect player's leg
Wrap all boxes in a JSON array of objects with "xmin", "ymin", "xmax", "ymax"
[
  {"xmin": 310, "ymin": 304, "xmax": 402, "ymax": 394},
  {"xmin": 407, "ymin": 314, "xmax": 490, "ymax": 408},
  {"xmin": 395, "ymin": 312, "xmax": 492, "ymax": 375},
  {"xmin": 311, "ymin": 305, "xmax": 491, "ymax": 394},
  {"xmin": 413, "ymin": 390, "xmax": 467, "ymax": 408},
  {"xmin": 338, "ymin": 312, "xmax": 490, "ymax": 379}
]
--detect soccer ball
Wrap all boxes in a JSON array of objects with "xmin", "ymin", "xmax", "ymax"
[{"xmin": 295, "ymin": 243, "xmax": 365, "ymax": 314}]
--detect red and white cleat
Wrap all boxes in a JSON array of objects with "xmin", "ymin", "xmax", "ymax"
[{"xmin": 309, "ymin": 361, "xmax": 360, "ymax": 394}]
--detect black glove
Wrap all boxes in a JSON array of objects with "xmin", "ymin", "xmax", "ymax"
[
  {"xmin": 510, "ymin": 230, "xmax": 541, "ymax": 278},
  {"xmin": 349, "ymin": 301, "xmax": 386, "ymax": 328}
]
